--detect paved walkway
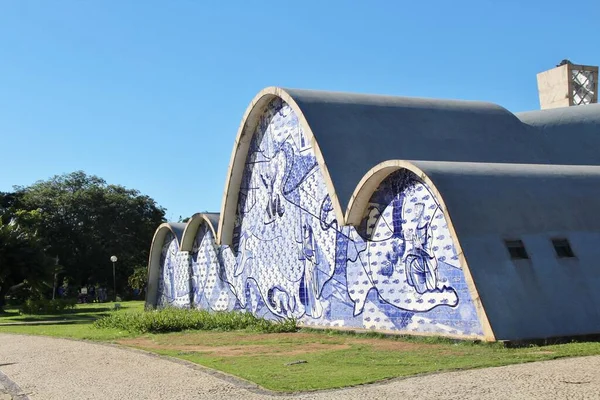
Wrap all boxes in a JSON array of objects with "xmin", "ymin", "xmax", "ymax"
[{"xmin": 1, "ymin": 333, "xmax": 600, "ymax": 400}]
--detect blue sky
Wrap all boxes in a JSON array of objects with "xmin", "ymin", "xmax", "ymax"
[{"xmin": 1, "ymin": 1, "xmax": 598, "ymax": 221}]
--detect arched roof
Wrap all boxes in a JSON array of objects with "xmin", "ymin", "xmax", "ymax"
[
  {"xmin": 147, "ymin": 222, "xmax": 185, "ymax": 259},
  {"xmin": 218, "ymin": 87, "xmax": 600, "ymax": 245},
  {"xmin": 180, "ymin": 213, "xmax": 220, "ymax": 252},
  {"xmin": 145, "ymin": 222, "xmax": 185, "ymax": 307},
  {"xmin": 347, "ymin": 160, "xmax": 600, "ymax": 236}
]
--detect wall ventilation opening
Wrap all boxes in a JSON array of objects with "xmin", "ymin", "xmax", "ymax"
[
  {"xmin": 505, "ymin": 239, "xmax": 529, "ymax": 260},
  {"xmin": 552, "ymin": 238, "xmax": 575, "ymax": 258}
]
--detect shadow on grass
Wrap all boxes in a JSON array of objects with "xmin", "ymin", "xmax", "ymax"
[
  {"xmin": 0, "ymin": 307, "xmax": 112, "ymax": 319},
  {"xmin": 0, "ymin": 319, "xmax": 96, "ymax": 327},
  {"xmin": 298, "ymin": 327, "xmax": 504, "ymax": 348},
  {"xmin": 12, "ymin": 313, "xmax": 110, "ymax": 322},
  {"xmin": 60, "ymin": 307, "xmax": 113, "ymax": 314},
  {"xmin": 0, "ymin": 310, "xmax": 20, "ymax": 317}
]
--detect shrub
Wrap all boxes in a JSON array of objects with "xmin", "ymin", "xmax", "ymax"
[
  {"xmin": 20, "ymin": 298, "xmax": 77, "ymax": 315},
  {"xmin": 93, "ymin": 308, "xmax": 297, "ymax": 334}
]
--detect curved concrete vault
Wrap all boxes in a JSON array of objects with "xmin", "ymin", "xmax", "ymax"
[{"xmin": 147, "ymin": 87, "xmax": 600, "ymax": 341}]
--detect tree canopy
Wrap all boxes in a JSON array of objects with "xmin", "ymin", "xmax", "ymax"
[
  {"xmin": 0, "ymin": 171, "xmax": 165, "ymax": 305},
  {"xmin": 0, "ymin": 210, "xmax": 56, "ymax": 308}
]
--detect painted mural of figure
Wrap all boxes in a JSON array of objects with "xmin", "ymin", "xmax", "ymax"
[
  {"xmin": 298, "ymin": 221, "xmax": 323, "ymax": 318},
  {"xmin": 380, "ymin": 193, "xmax": 406, "ymax": 277},
  {"xmin": 220, "ymin": 99, "xmax": 337, "ymax": 320},
  {"xmin": 261, "ymin": 165, "xmax": 285, "ymax": 225},
  {"xmin": 345, "ymin": 173, "xmax": 459, "ymax": 317},
  {"xmin": 404, "ymin": 203, "xmax": 438, "ymax": 294}
]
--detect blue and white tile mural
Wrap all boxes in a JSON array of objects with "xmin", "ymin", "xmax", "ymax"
[
  {"xmin": 153, "ymin": 98, "xmax": 483, "ymax": 337},
  {"xmin": 157, "ymin": 232, "xmax": 185, "ymax": 308},
  {"xmin": 190, "ymin": 224, "xmax": 236, "ymax": 311}
]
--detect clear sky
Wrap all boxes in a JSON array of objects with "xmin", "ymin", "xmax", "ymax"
[{"xmin": 1, "ymin": 1, "xmax": 598, "ymax": 221}]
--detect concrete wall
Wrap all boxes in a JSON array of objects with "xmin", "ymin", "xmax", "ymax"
[
  {"xmin": 411, "ymin": 161, "xmax": 600, "ymax": 340},
  {"xmin": 536, "ymin": 64, "xmax": 598, "ymax": 109},
  {"xmin": 537, "ymin": 64, "xmax": 570, "ymax": 109}
]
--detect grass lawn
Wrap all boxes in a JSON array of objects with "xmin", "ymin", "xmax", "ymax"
[
  {"xmin": 3, "ymin": 302, "xmax": 600, "ymax": 392},
  {"xmin": 0, "ymin": 301, "xmax": 144, "ymax": 340}
]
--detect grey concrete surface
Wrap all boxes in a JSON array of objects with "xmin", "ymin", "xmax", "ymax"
[
  {"xmin": 2, "ymin": 333, "xmax": 600, "ymax": 400},
  {"xmin": 411, "ymin": 161, "xmax": 600, "ymax": 340},
  {"xmin": 271, "ymin": 88, "xmax": 600, "ymax": 214}
]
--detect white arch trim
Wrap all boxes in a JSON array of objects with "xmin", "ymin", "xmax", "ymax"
[
  {"xmin": 217, "ymin": 87, "xmax": 345, "ymax": 245},
  {"xmin": 345, "ymin": 160, "xmax": 496, "ymax": 341},
  {"xmin": 180, "ymin": 213, "xmax": 218, "ymax": 252}
]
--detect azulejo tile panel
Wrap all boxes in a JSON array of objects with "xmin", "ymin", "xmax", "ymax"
[{"xmin": 154, "ymin": 98, "xmax": 483, "ymax": 337}]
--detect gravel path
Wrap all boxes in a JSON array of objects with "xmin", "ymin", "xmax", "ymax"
[{"xmin": 1, "ymin": 333, "xmax": 600, "ymax": 400}]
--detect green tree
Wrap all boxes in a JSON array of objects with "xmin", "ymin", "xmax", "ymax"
[
  {"xmin": 13, "ymin": 171, "xmax": 166, "ymax": 293},
  {"xmin": 0, "ymin": 211, "xmax": 55, "ymax": 310},
  {"xmin": 128, "ymin": 265, "xmax": 148, "ymax": 296}
]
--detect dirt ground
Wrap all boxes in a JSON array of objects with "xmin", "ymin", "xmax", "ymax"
[{"xmin": 117, "ymin": 332, "xmax": 443, "ymax": 357}]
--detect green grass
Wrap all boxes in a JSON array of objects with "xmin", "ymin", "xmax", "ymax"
[
  {"xmin": 0, "ymin": 301, "xmax": 144, "ymax": 340},
  {"xmin": 0, "ymin": 301, "xmax": 145, "ymax": 322},
  {"xmin": 2, "ymin": 302, "xmax": 600, "ymax": 392}
]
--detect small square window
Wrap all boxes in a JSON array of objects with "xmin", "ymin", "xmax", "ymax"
[
  {"xmin": 552, "ymin": 238, "xmax": 575, "ymax": 258},
  {"xmin": 505, "ymin": 239, "xmax": 529, "ymax": 260}
]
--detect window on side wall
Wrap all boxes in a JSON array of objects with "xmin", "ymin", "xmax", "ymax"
[
  {"xmin": 551, "ymin": 238, "xmax": 575, "ymax": 258},
  {"xmin": 505, "ymin": 239, "xmax": 529, "ymax": 260}
]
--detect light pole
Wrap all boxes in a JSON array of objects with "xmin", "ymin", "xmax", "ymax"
[{"xmin": 110, "ymin": 255, "xmax": 118, "ymax": 302}]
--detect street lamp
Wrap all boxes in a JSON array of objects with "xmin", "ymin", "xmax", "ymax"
[{"xmin": 110, "ymin": 255, "xmax": 118, "ymax": 302}]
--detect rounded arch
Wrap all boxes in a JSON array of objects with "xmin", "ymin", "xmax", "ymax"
[
  {"xmin": 344, "ymin": 160, "xmax": 496, "ymax": 341},
  {"xmin": 145, "ymin": 223, "xmax": 185, "ymax": 308},
  {"xmin": 180, "ymin": 213, "xmax": 220, "ymax": 252},
  {"xmin": 216, "ymin": 87, "xmax": 345, "ymax": 245},
  {"xmin": 345, "ymin": 160, "xmax": 432, "ymax": 226}
]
